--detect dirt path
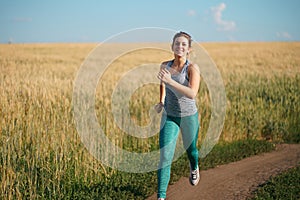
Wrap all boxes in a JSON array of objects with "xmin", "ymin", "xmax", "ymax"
[{"xmin": 147, "ymin": 144, "xmax": 300, "ymax": 200}]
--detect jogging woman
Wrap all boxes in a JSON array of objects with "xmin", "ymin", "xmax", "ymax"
[{"xmin": 155, "ymin": 31, "xmax": 201, "ymax": 200}]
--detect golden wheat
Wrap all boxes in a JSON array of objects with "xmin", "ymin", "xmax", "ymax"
[{"xmin": 0, "ymin": 42, "xmax": 299, "ymax": 199}]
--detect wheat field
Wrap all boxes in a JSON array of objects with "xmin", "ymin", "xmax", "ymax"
[{"xmin": 0, "ymin": 42, "xmax": 299, "ymax": 199}]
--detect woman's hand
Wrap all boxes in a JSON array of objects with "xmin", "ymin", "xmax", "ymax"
[
  {"xmin": 154, "ymin": 102, "xmax": 164, "ymax": 113},
  {"xmin": 157, "ymin": 68, "xmax": 172, "ymax": 85}
]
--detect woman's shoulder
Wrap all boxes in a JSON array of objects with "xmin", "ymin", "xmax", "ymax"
[
  {"xmin": 187, "ymin": 61, "xmax": 200, "ymax": 74},
  {"xmin": 160, "ymin": 60, "xmax": 173, "ymax": 68},
  {"xmin": 161, "ymin": 60, "xmax": 173, "ymax": 65}
]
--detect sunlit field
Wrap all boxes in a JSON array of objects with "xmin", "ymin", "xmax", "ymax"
[{"xmin": 1, "ymin": 42, "xmax": 299, "ymax": 199}]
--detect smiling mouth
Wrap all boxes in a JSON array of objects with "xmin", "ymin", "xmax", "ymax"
[{"xmin": 175, "ymin": 50, "xmax": 184, "ymax": 54}]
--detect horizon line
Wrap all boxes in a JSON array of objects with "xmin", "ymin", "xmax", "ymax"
[{"xmin": 1, "ymin": 40, "xmax": 299, "ymax": 45}]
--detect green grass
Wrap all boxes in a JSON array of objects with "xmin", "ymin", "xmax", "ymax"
[
  {"xmin": 251, "ymin": 165, "xmax": 300, "ymax": 200},
  {"xmin": 47, "ymin": 139, "xmax": 273, "ymax": 200}
]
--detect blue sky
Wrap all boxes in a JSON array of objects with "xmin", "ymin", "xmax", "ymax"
[{"xmin": 1, "ymin": 0, "xmax": 299, "ymax": 43}]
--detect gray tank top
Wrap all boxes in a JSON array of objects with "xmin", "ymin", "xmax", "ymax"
[{"xmin": 164, "ymin": 60, "xmax": 198, "ymax": 117}]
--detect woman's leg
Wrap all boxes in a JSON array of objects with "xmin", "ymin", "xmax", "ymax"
[
  {"xmin": 157, "ymin": 116, "xmax": 180, "ymax": 199},
  {"xmin": 181, "ymin": 112, "xmax": 200, "ymax": 170}
]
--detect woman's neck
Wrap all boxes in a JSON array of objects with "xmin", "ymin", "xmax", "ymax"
[
  {"xmin": 173, "ymin": 56, "xmax": 187, "ymax": 68},
  {"xmin": 170, "ymin": 56, "xmax": 187, "ymax": 73}
]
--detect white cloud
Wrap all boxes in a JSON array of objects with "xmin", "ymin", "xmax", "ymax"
[
  {"xmin": 211, "ymin": 3, "xmax": 236, "ymax": 31},
  {"xmin": 276, "ymin": 31, "xmax": 292, "ymax": 39},
  {"xmin": 187, "ymin": 9, "xmax": 197, "ymax": 16}
]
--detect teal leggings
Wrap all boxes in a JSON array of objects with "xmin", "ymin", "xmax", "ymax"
[{"xmin": 157, "ymin": 112, "xmax": 199, "ymax": 199}]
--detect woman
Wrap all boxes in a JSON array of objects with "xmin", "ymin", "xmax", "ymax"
[{"xmin": 155, "ymin": 31, "xmax": 201, "ymax": 200}]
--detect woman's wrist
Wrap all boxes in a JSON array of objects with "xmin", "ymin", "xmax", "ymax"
[{"xmin": 155, "ymin": 102, "xmax": 164, "ymax": 113}]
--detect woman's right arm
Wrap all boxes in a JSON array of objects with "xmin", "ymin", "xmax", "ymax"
[
  {"xmin": 159, "ymin": 81, "xmax": 165, "ymax": 104},
  {"xmin": 155, "ymin": 62, "xmax": 167, "ymax": 113}
]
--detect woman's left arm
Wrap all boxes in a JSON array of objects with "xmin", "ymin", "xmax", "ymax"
[{"xmin": 157, "ymin": 64, "xmax": 200, "ymax": 99}]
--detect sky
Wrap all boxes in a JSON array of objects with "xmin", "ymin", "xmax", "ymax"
[{"xmin": 1, "ymin": 0, "xmax": 299, "ymax": 43}]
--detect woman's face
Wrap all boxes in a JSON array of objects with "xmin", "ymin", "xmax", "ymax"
[{"xmin": 172, "ymin": 36, "xmax": 190, "ymax": 57}]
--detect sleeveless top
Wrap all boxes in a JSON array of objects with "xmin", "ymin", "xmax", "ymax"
[{"xmin": 164, "ymin": 59, "xmax": 198, "ymax": 117}]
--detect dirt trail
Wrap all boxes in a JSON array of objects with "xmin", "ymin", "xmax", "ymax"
[{"xmin": 147, "ymin": 144, "xmax": 300, "ymax": 200}]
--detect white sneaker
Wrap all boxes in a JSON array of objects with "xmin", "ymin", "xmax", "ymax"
[
  {"xmin": 158, "ymin": 198, "xmax": 165, "ymax": 200},
  {"xmin": 189, "ymin": 166, "xmax": 200, "ymax": 186}
]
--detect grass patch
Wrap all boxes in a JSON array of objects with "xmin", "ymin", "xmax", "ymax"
[
  {"xmin": 251, "ymin": 165, "xmax": 300, "ymax": 200},
  {"xmin": 63, "ymin": 139, "xmax": 274, "ymax": 199}
]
